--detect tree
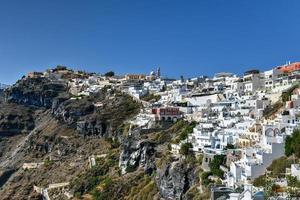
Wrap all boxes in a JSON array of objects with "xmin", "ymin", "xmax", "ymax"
[
  {"xmin": 285, "ymin": 135, "xmax": 293, "ymax": 157},
  {"xmin": 253, "ymin": 175, "xmax": 267, "ymax": 187},
  {"xmin": 56, "ymin": 65, "xmax": 67, "ymax": 70},
  {"xmin": 209, "ymin": 155, "xmax": 225, "ymax": 178},
  {"xmin": 104, "ymin": 71, "xmax": 115, "ymax": 77},
  {"xmin": 285, "ymin": 129, "xmax": 300, "ymax": 158},
  {"xmin": 201, "ymin": 171, "xmax": 213, "ymax": 186},
  {"xmin": 267, "ymin": 156, "xmax": 293, "ymax": 178},
  {"xmin": 141, "ymin": 94, "xmax": 161, "ymax": 102},
  {"xmin": 180, "ymin": 143, "xmax": 193, "ymax": 155},
  {"xmin": 225, "ymin": 144, "xmax": 235, "ymax": 149},
  {"xmin": 179, "ymin": 131, "xmax": 189, "ymax": 141},
  {"xmin": 179, "ymin": 121, "xmax": 197, "ymax": 141},
  {"xmin": 282, "ymin": 84, "xmax": 299, "ymax": 102},
  {"xmin": 286, "ymin": 175, "xmax": 300, "ymax": 197},
  {"xmin": 126, "ymin": 163, "xmax": 136, "ymax": 173},
  {"xmin": 287, "ymin": 175, "xmax": 300, "ymax": 188}
]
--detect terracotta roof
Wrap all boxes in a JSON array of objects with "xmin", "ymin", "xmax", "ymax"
[{"xmin": 277, "ymin": 62, "xmax": 300, "ymax": 73}]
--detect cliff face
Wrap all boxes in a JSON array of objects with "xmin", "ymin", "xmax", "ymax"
[
  {"xmin": 5, "ymin": 77, "xmax": 69, "ymax": 108},
  {"xmin": 119, "ymin": 136, "xmax": 156, "ymax": 174},
  {"xmin": 0, "ymin": 84, "xmax": 8, "ymax": 102},
  {"xmin": 4, "ymin": 76, "xmax": 140, "ymax": 138},
  {"xmin": 116, "ymin": 121, "xmax": 202, "ymax": 200},
  {"xmin": 0, "ymin": 117, "xmax": 117, "ymax": 200},
  {"xmin": 0, "ymin": 89, "xmax": 4, "ymax": 102},
  {"xmin": 0, "ymin": 71, "xmax": 143, "ymax": 200},
  {"xmin": 156, "ymin": 161, "xmax": 198, "ymax": 200},
  {"xmin": 0, "ymin": 103, "xmax": 35, "ymax": 136},
  {"xmin": 52, "ymin": 89, "xmax": 141, "ymax": 137}
]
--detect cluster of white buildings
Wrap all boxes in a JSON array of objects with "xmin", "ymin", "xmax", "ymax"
[
  {"xmin": 109, "ymin": 63, "xmax": 300, "ymax": 191},
  {"xmin": 149, "ymin": 62, "xmax": 300, "ymax": 199}
]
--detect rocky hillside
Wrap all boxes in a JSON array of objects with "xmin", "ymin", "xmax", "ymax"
[
  {"xmin": 0, "ymin": 83, "xmax": 8, "ymax": 102},
  {"xmin": 0, "ymin": 103, "xmax": 35, "ymax": 136},
  {"xmin": 5, "ymin": 77, "xmax": 69, "ymax": 108},
  {"xmin": 0, "ymin": 68, "xmax": 206, "ymax": 200},
  {"xmin": 52, "ymin": 89, "xmax": 140, "ymax": 137}
]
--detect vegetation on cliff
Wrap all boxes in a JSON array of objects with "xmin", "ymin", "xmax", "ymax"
[
  {"xmin": 285, "ymin": 129, "xmax": 300, "ymax": 158},
  {"xmin": 141, "ymin": 93, "xmax": 161, "ymax": 102},
  {"xmin": 263, "ymin": 84, "xmax": 299, "ymax": 119}
]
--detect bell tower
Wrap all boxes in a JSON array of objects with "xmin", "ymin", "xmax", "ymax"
[{"xmin": 157, "ymin": 67, "xmax": 161, "ymax": 77}]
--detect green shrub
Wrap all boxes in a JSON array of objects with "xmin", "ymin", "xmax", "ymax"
[
  {"xmin": 209, "ymin": 155, "xmax": 225, "ymax": 178},
  {"xmin": 253, "ymin": 175, "xmax": 267, "ymax": 187},
  {"xmin": 180, "ymin": 143, "xmax": 193, "ymax": 155},
  {"xmin": 225, "ymin": 144, "xmax": 235, "ymax": 149},
  {"xmin": 175, "ymin": 121, "xmax": 196, "ymax": 142},
  {"xmin": 44, "ymin": 158, "xmax": 54, "ymax": 167},
  {"xmin": 285, "ymin": 129, "xmax": 300, "ymax": 158},
  {"xmin": 126, "ymin": 163, "xmax": 137, "ymax": 173},
  {"xmin": 267, "ymin": 156, "xmax": 293, "ymax": 178},
  {"xmin": 104, "ymin": 71, "xmax": 115, "ymax": 77},
  {"xmin": 179, "ymin": 131, "xmax": 189, "ymax": 141},
  {"xmin": 263, "ymin": 101, "xmax": 283, "ymax": 118},
  {"xmin": 70, "ymin": 153, "xmax": 117, "ymax": 196},
  {"xmin": 287, "ymin": 175, "xmax": 300, "ymax": 188},
  {"xmin": 141, "ymin": 93, "xmax": 161, "ymax": 102},
  {"xmin": 282, "ymin": 84, "xmax": 299, "ymax": 102},
  {"xmin": 201, "ymin": 171, "xmax": 213, "ymax": 186}
]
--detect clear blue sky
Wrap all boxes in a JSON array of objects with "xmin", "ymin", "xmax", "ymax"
[{"xmin": 0, "ymin": 0, "xmax": 300, "ymax": 84}]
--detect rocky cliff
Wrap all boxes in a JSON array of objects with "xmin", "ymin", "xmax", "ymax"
[
  {"xmin": 0, "ymin": 70, "xmax": 143, "ymax": 199},
  {"xmin": 119, "ymin": 136, "xmax": 156, "ymax": 175},
  {"xmin": 116, "ymin": 121, "xmax": 203, "ymax": 200},
  {"xmin": 52, "ymin": 89, "xmax": 140, "ymax": 137},
  {"xmin": 0, "ymin": 103, "xmax": 35, "ymax": 136},
  {"xmin": 5, "ymin": 77, "xmax": 69, "ymax": 108},
  {"xmin": 156, "ymin": 161, "xmax": 199, "ymax": 200}
]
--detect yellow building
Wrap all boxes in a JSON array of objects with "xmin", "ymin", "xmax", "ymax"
[
  {"xmin": 237, "ymin": 131, "xmax": 260, "ymax": 148},
  {"xmin": 125, "ymin": 74, "xmax": 146, "ymax": 81}
]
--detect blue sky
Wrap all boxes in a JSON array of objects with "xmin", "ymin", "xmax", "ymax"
[{"xmin": 0, "ymin": 0, "xmax": 300, "ymax": 84}]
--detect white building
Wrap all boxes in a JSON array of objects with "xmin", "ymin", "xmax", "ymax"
[
  {"xmin": 243, "ymin": 70, "xmax": 264, "ymax": 94},
  {"xmin": 263, "ymin": 68, "xmax": 283, "ymax": 90},
  {"xmin": 227, "ymin": 128, "xmax": 285, "ymax": 187},
  {"xmin": 291, "ymin": 164, "xmax": 300, "ymax": 181},
  {"xmin": 127, "ymin": 86, "xmax": 148, "ymax": 99}
]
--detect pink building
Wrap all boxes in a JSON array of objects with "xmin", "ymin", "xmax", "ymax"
[{"xmin": 152, "ymin": 107, "xmax": 182, "ymax": 121}]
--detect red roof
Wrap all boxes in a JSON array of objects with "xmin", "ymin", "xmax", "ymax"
[{"xmin": 277, "ymin": 62, "xmax": 300, "ymax": 73}]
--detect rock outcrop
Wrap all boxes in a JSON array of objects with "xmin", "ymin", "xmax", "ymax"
[
  {"xmin": 5, "ymin": 77, "xmax": 68, "ymax": 108},
  {"xmin": 0, "ymin": 103, "xmax": 35, "ymax": 136},
  {"xmin": 119, "ymin": 136, "xmax": 156, "ymax": 174},
  {"xmin": 52, "ymin": 89, "xmax": 140, "ymax": 137},
  {"xmin": 156, "ymin": 160, "xmax": 198, "ymax": 200}
]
